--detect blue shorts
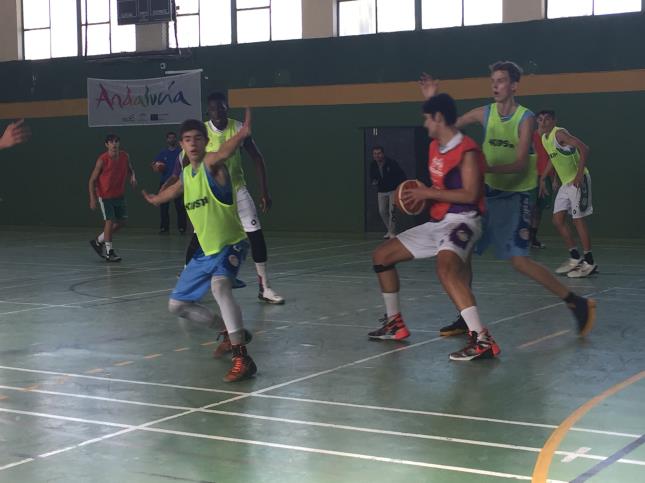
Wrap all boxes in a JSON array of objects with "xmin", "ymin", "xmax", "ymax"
[
  {"xmin": 171, "ymin": 241, "xmax": 248, "ymax": 302},
  {"xmin": 475, "ymin": 188, "xmax": 535, "ymax": 260}
]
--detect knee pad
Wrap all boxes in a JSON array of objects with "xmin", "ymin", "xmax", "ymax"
[
  {"xmin": 373, "ymin": 264, "xmax": 395, "ymax": 273},
  {"xmin": 247, "ymin": 230, "xmax": 267, "ymax": 263}
]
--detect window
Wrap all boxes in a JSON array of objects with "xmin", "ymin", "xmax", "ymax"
[
  {"xmin": 22, "ymin": 0, "xmax": 77, "ymax": 60},
  {"xmin": 168, "ymin": 0, "xmax": 232, "ymax": 48},
  {"xmin": 547, "ymin": 0, "xmax": 641, "ymax": 18},
  {"xmin": 339, "ymin": 0, "xmax": 415, "ymax": 36},
  {"xmin": 236, "ymin": 0, "xmax": 302, "ymax": 44},
  {"xmin": 80, "ymin": 0, "xmax": 136, "ymax": 55},
  {"xmin": 421, "ymin": 0, "xmax": 502, "ymax": 29}
]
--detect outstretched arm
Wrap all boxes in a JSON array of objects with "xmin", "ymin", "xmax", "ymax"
[
  {"xmin": 142, "ymin": 179, "xmax": 184, "ymax": 207},
  {"xmin": 0, "ymin": 119, "xmax": 30, "ymax": 150},
  {"xmin": 203, "ymin": 108, "xmax": 252, "ymax": 170}
]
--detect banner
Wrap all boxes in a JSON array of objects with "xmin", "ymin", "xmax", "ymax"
[{"xmin": 87, "ymin": 72, "xmax": 202, "ymax": 127}]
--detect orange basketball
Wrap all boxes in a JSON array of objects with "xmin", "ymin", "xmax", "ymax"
[
  {"xmin": 394, "ymin": 179, "xmax": 427, "ymax": 215},
  {"xmin": 152, "ymin": 161, "xmax": 166, "ymax": 173}
]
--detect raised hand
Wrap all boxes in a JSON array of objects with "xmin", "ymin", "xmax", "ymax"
[
  {"xmin": 0, "ymin": 119, "xmax": 31, "ymax": 150},
  {"xmin": 418, "ymin": 73, "xmax": 439, "ymax": 99}
]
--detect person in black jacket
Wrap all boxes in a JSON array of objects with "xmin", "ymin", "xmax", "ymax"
[{"xmin": 370, "ymin": 146, "xmax": 406, "ymax": 238}]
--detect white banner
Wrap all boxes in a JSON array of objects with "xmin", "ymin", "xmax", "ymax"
[{"xmin": 87, "ymin": 72, "xmax": 202, "ymax": 127}]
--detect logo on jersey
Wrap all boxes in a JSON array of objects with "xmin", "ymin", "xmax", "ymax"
[
  {"xmin": 488, "ymin": 139, "xmax": 515, "ymax": 149},
  {"xmin": 449, "ymin": 223, "xmax": 474, "ymax": 249},
  {"xmin": 185, "ymin": 197, "xmax": 208, "ymax": 210},
  {"xmin": 430, "ymin": 156, "xmax": 445, "ymax": 180}
]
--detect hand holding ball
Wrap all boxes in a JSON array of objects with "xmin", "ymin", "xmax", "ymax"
[{"xmin": 394, "ymin": 179, "xmax": 428, "ymax": 216}]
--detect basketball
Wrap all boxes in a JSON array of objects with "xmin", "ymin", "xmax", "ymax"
[
  {"xmin": 394, "ymin": 179, "xmax": 427, "ymax": 215},
  {"xmin": 152, "ymin": 161, "xmax": 166, "ymax": 173}
]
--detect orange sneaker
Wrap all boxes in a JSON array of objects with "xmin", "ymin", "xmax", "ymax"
[
  {"xmin": 367, "ymin": 314, "xmax": 410, "ymax": 340},
  {"xmin": 223, "ymin": 345, "xmax": 257, "ymax": 383}
]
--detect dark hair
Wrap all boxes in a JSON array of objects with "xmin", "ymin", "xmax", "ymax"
[
  {"xmin": 489, "ymin": 60, "xmax": 523, "ymax": 83},
  {"xmin": 104, "ymin": 134, "xmax": 119, "ymax": 143},
  {"xmin": 537, "ymin": 110, "xmax": 556, "ymax": 118},
  {"xmin": 179, "ymin": 119, "xmax": 208, "ymax": 139},
  {"xmin": 207, "ymin": 92, "xmax": 227, "ymax": 104},
  {"xmin": 166, "ymin": 131, "xmax": 177, "ymax": 137},
  {"xmin": 372, "ymin": 146, "xmax": 385, "ymax": 153},
  {"xmin": 422, "ymin": 93, "xmax": 458, "ymax": 126}
]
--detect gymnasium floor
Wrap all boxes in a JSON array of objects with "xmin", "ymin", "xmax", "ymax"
[{"xmin": 0, "ymin": 227, "xmax": 643, "ymax": 483}]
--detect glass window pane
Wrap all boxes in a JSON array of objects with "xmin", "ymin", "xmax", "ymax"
[
  {"xmin": 237, "ymin": 0, "xmax": 270, "ymax": 8},
  {"xmin": 339, "ymin": 0, "xmax": 376, "ymax": 36},
  {"xmin": 422, "ymin": 0, "xmax": 461, "ymax": 29},
  {"xmin": 237, "ymin": 8, "xmax": 270, "ymax": 43},
  {"xmin": 110, "ymin": 0, "xmax": 136, "ymax": 52},
  {"xmin": 547, "ymin": 0, "xmax": 592, "ymax": 18},
  {"xmin": 594, "ymin": 0, "xmax": 641, "ymax": 15},
  {"xmin": 24, "ymin": 29, "xmax": 50, "ymax": 60},
  {"xmin": 51, "ymin": 0, "xmax": 78, "ymax": 58},
  {"xmin": 271, "ymin": 0, "xmax": 302, "ymax": 40},
  {"xmin": 377, "ymin": 0, "xmax": 414, "ymax": 33},
  {"xmin": 23, "ymin": 0, "xmax": 50, "ymax": 30},
  {"xmin": 175, "ymin": 0, "xmax": 199, "ymax": 15},
  {"xmin": 200, "ymin": 0, "xmax": 232, "ymax": 45},
  {"xmin": 464, "ymin": 0, "xmax": 502, "ymax": 26},
  {"xmin": 84, "ymin": 0, "xmax": 110, "ymax": 23},
  {"xmin": 82, "ymin": 24, "xmax": 111, "ymax": 55},
  {"xmin": 169, "ymin": 14, "xmax": 200, "ymax": 48}
]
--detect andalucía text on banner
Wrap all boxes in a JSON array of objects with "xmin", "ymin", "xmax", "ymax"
[{"xmin": 87, "ymin": 72, "xmax": 202, "ymax": 127}]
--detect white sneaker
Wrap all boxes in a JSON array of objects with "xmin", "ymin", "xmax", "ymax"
[
  {"xmin": 567, "ymin": 261, "xmax": 598, "ymax": 278},
  {"xmin": 556, "ymin": 258, "xmax": 581, "ymax": 274},
  {"xmin": 383, "ymin": 232, "xmax": 390, "ymax": 239},
  {"xmin": 258, "ymin": 287, "xmax": 285, "ymax": 305}
]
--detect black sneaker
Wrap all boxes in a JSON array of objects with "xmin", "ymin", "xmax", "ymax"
[
  {"xmin": 159, "ymin": 228, "xmax": 169, "ymax": 234},
  {"xmin": 89, "ymin": 239, "xmax": 105, "ymax": 259},
  {"xmin": 439, "ymin": 315, "xmax": 468, "ymax": 336},
  {"xmin": 566, "ymin": 295, "xmax": 596, "ymax": 336},
  {"xmin": 105, "ymin": 249, "xmax": 122, "ymax": 262},
  {"xmin": 449, "ymin": 330, "xmax": 501, "ymax": 361}
]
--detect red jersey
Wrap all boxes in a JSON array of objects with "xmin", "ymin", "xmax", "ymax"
[
  {"xmin": 533, "ymin": 131, "xmax": 549, "ymax": 175},
  {"xmin": 96, "ymin": 151, "xmax": 129, "ymax": 199},
  {"xmin": 428, "ymin": 134, "xmax": 485, "ymax": 221}
]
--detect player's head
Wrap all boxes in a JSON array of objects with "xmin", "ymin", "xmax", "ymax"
[
  {"xmin": 489, "ymin": 61, "xmax": 523, "ymax": 102},
  {"xmin": 372, "ymin": 146, "xmax": 385, "ymax": 162},
  {"xmin": 422, "ymin": 93, "xmax": 458, "ymax": 138},
  {"xmin": 207, "ymin": 92, "xmax": 228, "ymax": 128},
  {"xmin": 166, "ymin": 131, "xmax": 177, "ymax": 148},
  {"xmin": 179, "ymin": 120, "xmax": 208, "ymax": 162},
  {"xmin": 536, "ymin": 110, "xmax": 556, "ymax": 135},
  {"xmin": 104, "ymin": 134, "xmax": 120, "ymax": 152}
]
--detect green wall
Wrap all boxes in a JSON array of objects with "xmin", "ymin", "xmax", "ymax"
[{"xmin": 1, "ymin": 12, "xmax": 644, "ymax": 236}]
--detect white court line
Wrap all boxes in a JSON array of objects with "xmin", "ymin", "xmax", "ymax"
[
  {"xmin": 246, "ymin": 317, "xmax": 437, "ymax": 333},
  {"xmin": 0, "ymin": 366, "xmax": 245, "ymax": 396},
  {"xmin": 0, "ymin": 406, "xmax": 565, "ymax": 481},
  {"xmin": 518, "ymin": 330, "xmax": 571, "ymax": 349},
  {"xmin": 0, "ymin": 300, "xmax": 84, "ymax": 308},
  {"xmin": 0, "ymin": 294, "xmax": 622, "ymax": 475}
]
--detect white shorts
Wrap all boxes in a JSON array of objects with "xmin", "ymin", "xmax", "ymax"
[
  {"xmin": 397, "ymin": 212, "xmax": 482, "ymax": 262},
  {"xmin": 553, "ymin": 173, "xmax": 593, "ymax": 219},
  {"xmin": 236, "ymin": 186, "xmax": 261, "ymax": 232}
]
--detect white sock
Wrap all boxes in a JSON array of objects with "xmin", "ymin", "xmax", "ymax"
[
  {"xmin": 256, "ymin": 262, "xmax": 269, "ymax": 289},
  {"xmin": 168, "ymin": 298, "xmax": 224, "ymax": 330},
  {"xmin": 460, "ymin": 306, "xmax": 485, "ymax": 335},
  {"xmin": 211, "ymin": 276, "xmax": 245, "ymax": 344},
  {"xmin": 105, "ymin": 241, "xmax": 113, "ymax": 252},
  {"xmin": 97, "ymin": 233, "xmax": 105, "ymax": 243},
  {"xmin": 382, "ymin": 292, "xmax": 400, "ymax": 318}
]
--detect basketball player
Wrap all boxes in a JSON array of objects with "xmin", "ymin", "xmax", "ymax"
[
  {"xmin": 142, "ymin": 110, "xmax": 257, "ymax": 382},
  {"xmin": 368, "ymin": 93, "xmax": 500, "ymax": 360},
  {"xmin": 180, "ymin": 92, "xmax": 284, "ymax": 305},
  {"xmin": 419, "ymin": 62, "xmax": 595, "ymax": 339},
  {"xmin": 88, "ymin": 134, "xmax": 136, "ymax": 262},
  {"xmin": 537, "ymin": 110, "xmax": 596, "ymax": 278}
]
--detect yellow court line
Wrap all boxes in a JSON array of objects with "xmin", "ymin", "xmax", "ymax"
[
  {"xmin": 200, "ymin": 341, "xmax": 217, "ymax": 346},
  {"xmin": 173, "ymin": 347, "xmax": 190, "ymax": 352},
  {"xmin": 143, "ymin": 353, "xmax": 162, "ymax": 359},
  {"xmin": 113, "ymin": 361, "xmax": 134, "ymax": 367},
  {"xmin": 0, "ymin": 395, "xmax": 7, "ymax": 400},
  {"xmin": 532, "ymin": 370, "xmax": 645, "ymax": 482},
  {"xmin": 85, "ymin": 368, "xmax": 104, "ymax": 374},
  {"xmin": 517, "ymin": 330, "xmax": 570, "ymax": 349}
]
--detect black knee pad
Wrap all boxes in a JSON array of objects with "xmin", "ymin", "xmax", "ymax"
[
  {"xmin": 373, "ymin": 264, "xmax": 395, "ymax": 273},
  {"xmin": 185, "ymin": 233, "xmax": 200, "ymax": 265},
  {"xmin": 247, "ymin": 230, "xmax": 268, "ymax": 263}
]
